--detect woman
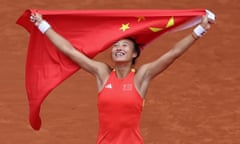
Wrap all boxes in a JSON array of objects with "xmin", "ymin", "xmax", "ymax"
[{"xmin": 30, "ymin": 12, "xmax": 214, "ymax": 143}]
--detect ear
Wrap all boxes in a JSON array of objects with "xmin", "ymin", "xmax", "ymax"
[{"xmin": 132, "ymin": 52, "xmax": 137, "ymax": 58}]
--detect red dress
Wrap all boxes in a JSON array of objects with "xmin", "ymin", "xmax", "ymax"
[{"xmin": 97, "ymin": 70, "xmax": 144, "ymax": 144}]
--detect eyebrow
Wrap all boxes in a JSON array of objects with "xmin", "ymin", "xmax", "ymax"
[{"xmin": 113, "ymin": 41, "xmax": 130, "ymax": 45}]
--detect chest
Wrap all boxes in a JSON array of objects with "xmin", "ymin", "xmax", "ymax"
[{"xmin": 98, "ymin": 72, "xmax": 143, "ymax": 110}]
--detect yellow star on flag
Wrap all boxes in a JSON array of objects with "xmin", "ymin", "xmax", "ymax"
[
  {"xmin": 120, "ymin": 23, "xmax": 130, "ymax": 32},
  {"xmin": 149, "ymin": 27, "xmax": 163, "ymax": 32},
  {"xmin": 166, "ymin": 17, "xmax": 175, "ymax": 28}
]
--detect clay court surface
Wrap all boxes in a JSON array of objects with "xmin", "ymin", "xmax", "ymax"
[{"xmin": 1, "ymin": 0, "xmax": 239, "ymax": 143}]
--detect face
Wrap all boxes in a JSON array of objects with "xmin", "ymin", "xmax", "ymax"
[{"xmin": 111, "ymin": 39, "xmax": 137, "ymax": 64}]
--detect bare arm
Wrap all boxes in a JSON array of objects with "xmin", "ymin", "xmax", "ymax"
[
  {"xmin": 141, "ymin": 33, "xmax": 197, "ymax": 79},
  {"xmin": 135, "ymin": 15, "xmax": 214, "ymax": 97},
  {"xmin": 30, "ymin": 13, "xmax": 111, "ymax": 90},
  {"xmin": 44, "ymin": 28, "xmax": 106, "ymax": 74}
]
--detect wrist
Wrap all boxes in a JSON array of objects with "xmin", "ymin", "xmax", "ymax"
[
  {"xmin": 193, "ymin": 25, "xmax": 207, "ymax": 39},
  {"xmin": 191, "ymin": 32, "xmax": 199, "ymax": 40},
  {"xmin": 38, "ymin": 20, "xmax": 51, "ymax": 34}
]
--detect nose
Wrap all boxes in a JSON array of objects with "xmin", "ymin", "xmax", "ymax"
[
  {"xmin": 116, "ymin": 46, "xmax": 122, "ymax": 50},
  {"xmin": 115, "ymin": 45, "xmax": 123, "ymax": 51}
]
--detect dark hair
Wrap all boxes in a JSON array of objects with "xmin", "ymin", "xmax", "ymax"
[{"xmin": 125, "ymin": 37, "xmax": 141, "ymax": 65}]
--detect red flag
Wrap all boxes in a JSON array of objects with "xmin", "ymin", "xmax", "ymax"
[{"xmin": 16, "ymin": 9, "xmax": 206, "ymax": 130}]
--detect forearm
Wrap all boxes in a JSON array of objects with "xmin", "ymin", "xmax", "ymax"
[
  {"xmin": 170, "ymin": 33, "xmax": 197, "ymax": 59},
  {"xmin": 34, "ymin": 19, "xmax": 95, "ymax": 71},
  {"xmin": 144, "ymin": 27, "xmax": 205, "ymax": 79},
  {"xmin": 170, "ymin": 21, "xmax": 210, "ymax": 59},
  {"xmin": 31, "ymin": 14, "xmax": 76, "ymax": 57},
  {"xmin": 37, "ymin": 21, "xmax": 102, "ymax": 74},
  {"xmin": 44, "ymin": 28, "xmax": 75, "ymax": 57}
]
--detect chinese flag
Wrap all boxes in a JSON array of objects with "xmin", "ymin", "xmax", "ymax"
[{"xmin": 17, "ymin": 9, "xmax": 206, "ymax": 130}]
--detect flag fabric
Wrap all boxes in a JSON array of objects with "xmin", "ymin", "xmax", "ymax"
[{"xmin": 16, "ymin": 9, "xmax": 206, "ymax": 130}]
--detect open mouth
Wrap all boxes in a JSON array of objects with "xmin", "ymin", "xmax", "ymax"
[{"xmin": 115, "ymin": 52, "xmax": 126, "ymax": 57}]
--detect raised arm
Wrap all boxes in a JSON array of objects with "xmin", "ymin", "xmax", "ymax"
[
  {"xmin": 135, "ymin": 15, "xmax": 215, "ymax": 97},
  {"xmin": 30, "ymin": 13, "xmax": 111, "ymax": 90}
]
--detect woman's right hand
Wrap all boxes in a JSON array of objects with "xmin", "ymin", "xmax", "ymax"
[{"xmin": 30, "ymin": 13, "xmax": 43, "ymax": 26}]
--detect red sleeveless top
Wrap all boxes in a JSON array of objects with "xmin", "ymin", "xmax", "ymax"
[{"xmin": 97, "ymin": 70, "xmax": 144, "ymax": 144}]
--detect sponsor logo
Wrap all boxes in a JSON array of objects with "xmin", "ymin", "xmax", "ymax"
[
  {"xmin": 105, "ymin": 83, "xmax": 112, "ymax": 89},
  {"xmin": 123, "ymin": 84, "xmax": 132, "ymax": 91}
]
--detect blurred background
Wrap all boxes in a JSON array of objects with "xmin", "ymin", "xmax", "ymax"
[{"xmin": 0, "ymin": 0, "xmax": 239, "ymax": 143}]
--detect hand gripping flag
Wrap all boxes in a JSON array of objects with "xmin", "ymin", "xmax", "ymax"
[{"xmin": 17, "ymin": 9, "xmax": 208, "ymax": 130}]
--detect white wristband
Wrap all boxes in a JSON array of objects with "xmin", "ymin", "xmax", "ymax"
[
  {"xmin": 206, "ymin": 9, "xmax": 216, "ymax": 23},
  {"xmin": 38, "ymin": 20, "xmax": 51, "ymax": 34},
  {"xmin": 193, "ymin": 25, "xmax": 206, "ymax": 37}
]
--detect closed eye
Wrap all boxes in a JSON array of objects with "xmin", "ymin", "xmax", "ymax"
[{"xmin": 112, "ymin": 43, "xmax": 119, "ymax": 48}]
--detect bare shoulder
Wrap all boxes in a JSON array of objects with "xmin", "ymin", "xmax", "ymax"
[
  {"xmin": 94, "ymin": 60, "xmax": 112, "ymax": 76},
  {"xmin": 94, "ymin": 61, "xmax": 112, "ymax": 91},
  {"xmin": 135, "ymin": 64, "xmax": 150, "ymax": 81},
  {"xmin": 134, "ymin": 64, "xmax": 151, "ymax": 98}
]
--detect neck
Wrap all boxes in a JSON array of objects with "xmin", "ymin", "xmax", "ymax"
[{"xmin": 114, "ymin": 63, "xmax": 133, "ymax": 78}]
